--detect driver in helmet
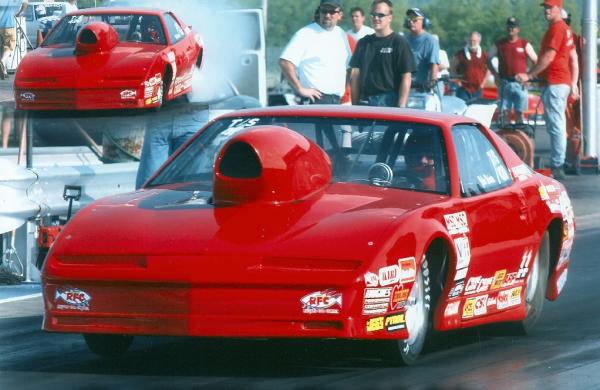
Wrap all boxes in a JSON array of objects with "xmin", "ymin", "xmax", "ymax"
[
  {"xmin": 404, "ymin": 132, "xmax": 436, "ymax": 191},
  {"xmin": 140, "ymin": 16, "xmax": 163, "ymax": 44}
]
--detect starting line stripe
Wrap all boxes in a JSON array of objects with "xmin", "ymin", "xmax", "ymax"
[{"xmin": 0, "ymin": 293, "xmax": 42, "ymax": 304}]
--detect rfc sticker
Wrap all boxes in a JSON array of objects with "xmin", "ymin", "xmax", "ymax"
[
  {"xmin": 120, "ymin": 89, "xmax": 136, "ymax": 100},
  {"xmin": 54, "ymin": 287, "xmax": 92, "ymax": 311},
  {"xmin": 444, "ymin": 211, "xmax": 469, "ymax": 235},
  {"xmin": 301, "ymin": 290, "xmax": 342, "ymax": 314}
]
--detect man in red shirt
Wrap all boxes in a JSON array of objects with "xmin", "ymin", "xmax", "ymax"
[
  {"xmin": 451, "ymin": 31, "xmax": 491, "ymax": 103},
  {"xmin": 488, "ymin": 17, "xmax": 538, "ymax": 127},
  {"xmin": 516, "ymin": 0, "xmax": 579, "ymax": 180}
]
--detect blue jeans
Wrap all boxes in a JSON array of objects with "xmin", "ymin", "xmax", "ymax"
[
  {"xmin": 365, "ymin": 91, "xmax": 398, "ymax": 107},
  {"xmin": 499, "ymin": 80, "xmax": 528, "ymax": 113},
  {"xmin": 456, "ymin": 87, "xmax": 482, "ymax": 103},
  {"xmin": 136, "ymin": 104, "xmax": 210, "ymax": 189},
  {"xmin": 541, "ymin": 84, "xmax": 570, "ymax": 169}
]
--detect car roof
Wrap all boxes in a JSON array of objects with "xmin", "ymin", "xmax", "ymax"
[
  {"xmin": 219, "ymin": 105, "xmax": 482, "ymax": 128},
  {"xmin": 71, "ymin": 7, "xmax": 166, "ymax": 16}
]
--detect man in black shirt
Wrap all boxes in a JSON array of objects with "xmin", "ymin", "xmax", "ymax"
[{"xmin": 350, "ymin": 0, "xmax": 415, "ymax": 107}]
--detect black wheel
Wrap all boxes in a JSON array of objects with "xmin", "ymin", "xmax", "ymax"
[
  {"xmin": 382, "ymin": 255, "xmax": 431, "ymax": 365},
  {"xmin": 502, "ymin": 232, "xmax": 550, "ymax": 335},
  {"xmin": 83, "ymin": 334, "xmax": 133, "ymax": 358}
]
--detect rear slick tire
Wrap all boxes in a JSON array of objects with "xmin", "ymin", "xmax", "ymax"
[
  {"xmin": 383, "ymin": 256, "xmax": 431, "ymax": 365},
  {"xmin": 83, "ymin": 334, "xmax": 133, "ymax": 358}
]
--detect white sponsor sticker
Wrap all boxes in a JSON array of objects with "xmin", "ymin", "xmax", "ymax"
[
  {"xmin": 364, "ymin": 271, "xmax": 379, "ymax": 287},
  {"xmin": 454, "ymin": 236, "xmax": 471, "ymax": 269},
  {"xmin": 379, "ymin": 265, "xmax": 400, "ymax": 286},
  {"xmin": 444, "ymin": 211, "xmax": 469, "ymax": 235},
  {"xmin": 454, "ymin": 267, "xmax": 468, "ymax": 281},
  {"xmin": 444, "ymin": 301, "xmax": 460, "ymax": 317}
]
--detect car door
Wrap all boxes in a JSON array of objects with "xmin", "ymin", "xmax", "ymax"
[
  {"xmin": 450, "ymin": 124, "xmax": 535, "ymax": 306},
  {"xmin": 162, "ymin": 12, "xmax": 194, "ymax": 90}
]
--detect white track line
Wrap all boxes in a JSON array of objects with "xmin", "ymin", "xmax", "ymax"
[{"xmin": 0, "ymin": 293, "xmax": 42, "ymax": 304}]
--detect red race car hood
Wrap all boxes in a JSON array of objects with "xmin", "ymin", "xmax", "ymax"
[
  {"xmin": 15, "ymin": 45, "xmax": 163, "ymax": 89},
  {"xmin": 48, "ymin": 184, "xmax": 441, "ymax": 284}
]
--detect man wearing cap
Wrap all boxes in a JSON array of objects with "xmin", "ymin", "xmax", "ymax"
[
  {"xmin": 349, "ymin": 0, "xmax": 415, "ymax": 107},
  {"xmin": 488, "ymin": 17, "xmax": 538, "ymax": 127},
  {"xmin": 280, "ymin": 0, "xmax": 351, "ymax": 104},
  {"xmin": 517, "ymin": 0, "xmax": 579, "ymax": 180},
  {"xmin": 405, "ymin": 7, "xmax": 440, "ymax": 111}
]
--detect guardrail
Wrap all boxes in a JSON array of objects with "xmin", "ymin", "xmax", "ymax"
[{"xmin": 0, "ymin": 159, "xmax": 137, "ymax": 234}]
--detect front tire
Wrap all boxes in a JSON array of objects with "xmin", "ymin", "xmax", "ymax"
[
  {"xmin": 83, "ymin": 334, "xmax": 133, "ymax": 358},
  {"xmin": 383, "ymin": 255, "xmax": 431, "ymax": 365}
]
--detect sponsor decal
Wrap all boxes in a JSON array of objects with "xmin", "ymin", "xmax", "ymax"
[
  {"xmin": 556, "ymin": 269, "xmax": 568, "ymax": 294},
  {"xmin": 398, "ymin": 257, "xmax": 417, "ymax": 283},
  {"xmin": 301, "ymin": 289, "xmax": 342, "ymax": 314},
  {"xmin": 144, "ymin": 73, "xmax": 162, "ymax": 87},
  {"xmin": 496, "ymin": 165, "xmax": 510, "ymax": 182},
  {"xmin": 385, "ymin": 313, "xmax": 405, "ymax": 332},
  {"xmin": 364, "ymin": 271, "xmax": 379, "ymax": 287},
  {"xmin": 517, "ymin": 249, "xmax": 533, "ymax": 279},
  {"xmin": 502, "ymin": 272, "xmax": 518, "ymax": 287},
  {"xmin": 538, "ymin": 185, "xmax": 550, "ymax": 201},
  {"xmin": 120, "ymin": 89, "xmax": 136, "ymax": 100},
  {"xmin": 390, "ymin": 285, "xmax": 409, "ymax": 310},
  {"xmin": 444, "ymin": 301, "xmax": 460, "ymax": 317},
  {"xmin": 462, "ymin": 297, "xmax": 475, "ymax": 318},
  {"xmin": 454, "ymin": 236, "xmax": 471, "ymax": 269},
  {"xmin": 487, "ymin": 296, "xmax": 497, "ymax": 307},
  {"xmin": 464, "ymin": 276, "xmax": 493, "ymax": 295},
  {"xmin": 477, "ymin": 174, "xmax": 497, "ymax": 187},
  {"xmin": 497, "ymin": 286, "xmax": 522, "ymax": 310},
  {"xmin": 144, "ymin": 85, "xmax": 155, "ymax": 98},
  {"xmin": 54, "ymin": 287, "xmax": 91, "ymax": 311},
  {"xmin": 366, "ymin": 316, "xmax": 384, "ymax": 332},
  {"xmin": 448, "ymin": 281, "xmax": 464, "ymax": 298},
  {"xmin": 362, "ymin": 287, "xmax": 391, "ymax": 315},
  {"xmin": 474, "ymin": 295, "xmax": 488, "ymax": 316},
  {"xmin": 444, "ymin": 211, "xmax": 469, "ymax": 235},
  {"xmin": 511, "ymin": 164, "xmax": 533, "ymax": 182},
  {"xmin": 20, "ymin": 92, "xmax": 36, "ymax": 102},
  {"xmin": 379, "ymin": 264, "xmax": 400, "ymax": 286},
  {"xmin": 454, "ymin": 267, "xmax": 468, "ymax": 281},
  {"xmin": 491, "ymin": 269, "xmax": 507, "ymax": 290}
]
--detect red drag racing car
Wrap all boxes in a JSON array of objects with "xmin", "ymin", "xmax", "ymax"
[
  {"xmin": 15, "ymin": 8, "xmax": 203, "ymax": 111},
  {"xmin": 41, "ymin": 106, "xmax": 575, "ymax": 364}
]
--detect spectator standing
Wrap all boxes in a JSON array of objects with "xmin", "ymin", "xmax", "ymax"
[
  {"xmin": 349, "ymin": 0, "xmax": 414, "ymax": 107},
  {"xmin": 451, "ymin": 31, "xmax": 491, "ymax": 103},
  {"xmin": 61, "ymin": 0, "xmax": 78, "ymax": 16},
  {"xmin": 432, "ymin": 34, "xmax": 449, "ymax": 101},
  {"xmin": 279, "ymin": 0, "xmax": 351, "ymax": 104},
  {"xmin": 0, "ymin": 0, "xmax": 28, "ymax": 79},
  {"xmin": 347, "ymin": 7, "xmax": 374, "ymax": 42},
  {"xmin": 405, "ymin": 7, "xmax": 440, "ymax": 111},
  {"xmin": 516, "ymin": 0, "xmax": 579, "ymax": 180},
  {"xmin": 488, "ymin": 17, "xmax": 538, "ymax": 127}
]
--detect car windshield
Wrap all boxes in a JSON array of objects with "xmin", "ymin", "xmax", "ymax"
[
  {"xmin": 42, "ymin": 14, "xmax": 166, "ymax": 46},
  {"xmin": 149, "ymin": 116, "xmax": 450, "ymax": 194}
]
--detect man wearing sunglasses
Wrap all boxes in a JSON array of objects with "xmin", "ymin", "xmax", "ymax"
[
  {"xmin": 487, "ymin": 17, "xmax": 538, "ymax": 127},
  {"xmin": 349, "ymin": 0, "xmax": 414, "ymax": 107},
  {"xmin": 280, "ymin": 0, "xmax": 351, "ymax": 105}
]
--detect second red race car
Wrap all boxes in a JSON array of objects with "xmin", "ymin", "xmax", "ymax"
[{"xmin": 14, "ymin": 7, "xmax": 203, "ymax": 111}]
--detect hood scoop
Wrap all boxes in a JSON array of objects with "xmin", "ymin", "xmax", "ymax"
[
  {"xmin": 213, "ymin": 126, "xmax": 331, "ymax": 206},
  {"xmin": 75, "ymin": 21, "xmax": 119, "ymax": 55}
]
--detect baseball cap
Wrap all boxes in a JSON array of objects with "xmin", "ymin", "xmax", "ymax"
[
  {"xmin": 406, "ymin": 8, "xmax": 426, "ymax": 18},
  {"xmin": 540, "ymin": 0, "xmax": 562, "ymax": 7},
  {"xmin": 506, "ymin": 17, "xmax": 519, "ymax": 27},
  {"xmin": 320, "ymin": 0, "xmax": 342, "ymax": 8}
]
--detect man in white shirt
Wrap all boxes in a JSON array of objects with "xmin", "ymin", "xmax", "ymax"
[
  {"xmin": 279, "ymin": 0, "xmax": 351, "ymax": 104},
  {"xmin": 346, "ymin": 6, "xmax": 374, "ymax": 42}
]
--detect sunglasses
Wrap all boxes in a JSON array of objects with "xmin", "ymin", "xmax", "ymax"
[
  {"xmin": 370, "ymin": 12, "xmax": 389, "ymax": 19},
  {"xmin": 320, "ymin": 8, "xmax": 340, "ymax": 15}
]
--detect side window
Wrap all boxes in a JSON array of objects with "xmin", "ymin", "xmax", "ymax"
[
  {"xmin": 452, "ymin": 124, "xmax": 512, "ymax": 197},
  {"xmin": 163, "ymin": 13, "xmax": 185, "ymax": 44}
]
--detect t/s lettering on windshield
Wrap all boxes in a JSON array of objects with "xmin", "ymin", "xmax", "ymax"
[{"xmin": 221, "ymin": 118, "xmax": 262, "ymax": 136}]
